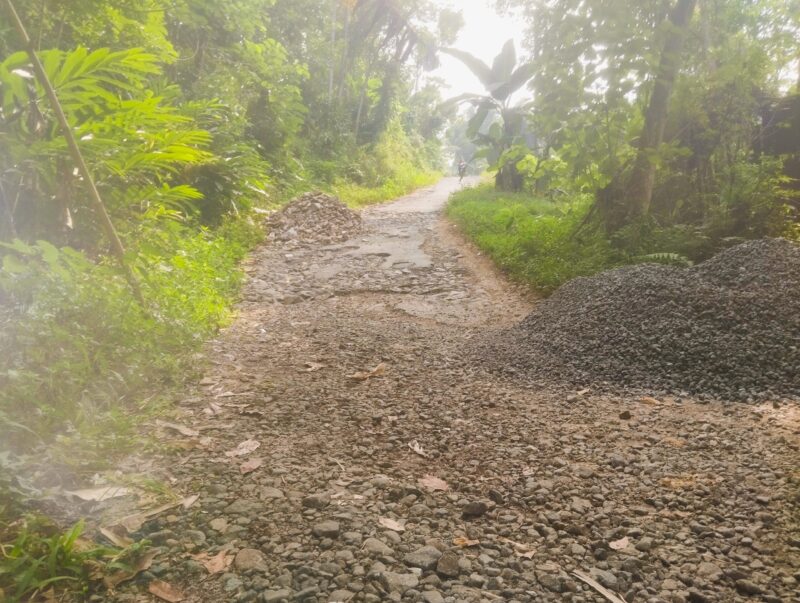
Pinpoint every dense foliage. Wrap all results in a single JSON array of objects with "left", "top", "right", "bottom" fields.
[{"left": 448, "top": 0, "right": 799, "bottom": 293}]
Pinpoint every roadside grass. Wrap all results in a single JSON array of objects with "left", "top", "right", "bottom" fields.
[
  {"left": 446, "top": 184, "right": 621, "bottom": 294},
  {"left": 333, "top": 169, "right": 441, "bottom": 208}
]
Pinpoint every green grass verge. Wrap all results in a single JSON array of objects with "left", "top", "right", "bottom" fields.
[
  {"left": 332, "top": 169, "right": 441, "bottom": 208},
  {"left": 446, "top": 184, "right": 620, "bottom": 294}
]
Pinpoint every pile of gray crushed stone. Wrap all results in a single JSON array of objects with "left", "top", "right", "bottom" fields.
[
  {"left": 478, "top": 238, "right": 800, "bottom": 401},
  {"left": 267, "top": 192, "right": 362, "bottom": 246}
]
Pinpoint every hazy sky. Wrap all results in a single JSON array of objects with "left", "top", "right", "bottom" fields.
[{"left": 431, "top": 0, "right": 526, "bottom": 98}]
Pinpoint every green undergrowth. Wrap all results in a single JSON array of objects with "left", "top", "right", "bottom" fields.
[
  {"left": 308, "top": 118, "right": 443, "bottom": 208},
  {"left": 332, "top": 168, "right": 441, "bottom": 208},
  {"left": 447, "top": 184, "right": 620, "bottom": 294},
  {"left": 0, "top": 216, "right": 262, "bottom": 461}
]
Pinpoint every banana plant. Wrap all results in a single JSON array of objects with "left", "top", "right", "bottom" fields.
[{"left": 441, "top": 39, "right": 535, "bottom": 191}]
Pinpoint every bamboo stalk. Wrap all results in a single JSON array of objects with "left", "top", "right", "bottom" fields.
[{"left": 2, "top": 0, "right": 146, "bottom": 307}]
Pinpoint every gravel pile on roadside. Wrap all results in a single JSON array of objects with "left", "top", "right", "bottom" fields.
[
  {"left": 267, "top": 191, "right": 361, "bottom": 246},
  {"left": 480, "top": 238, "right": 800, "bottom": 401}
]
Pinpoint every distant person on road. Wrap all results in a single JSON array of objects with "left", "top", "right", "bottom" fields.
[{"left": 458, "top": 160, "right": 467, "bottom": 182}]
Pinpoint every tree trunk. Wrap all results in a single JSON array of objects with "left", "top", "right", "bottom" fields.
[
  {"left": 495, "top": 161, "right": 523, "bottom": 192},
  {"left": 604, "top": 0, "right": 697, "bottom": 230},
  {"left": 327, "top": 0, "right": 337, "bottom": 103},
  {"left": 0, "top": 181, "right": 17, "bottom": 240}
]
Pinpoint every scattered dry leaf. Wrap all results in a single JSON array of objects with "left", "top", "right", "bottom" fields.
[
  {"left": 349, "top": 362, "right": 387, "bottom": 381},
  {"left": 639, "top": 396, "right": 661, "bottom": 405},
  {"left": 378, "top": 517, "right": 405, "bottom": 532},
  {"left": 148, "top": 579, "right": 184, "bottom": 602},
  {"left": 104, "top": 550, "right": 158, "bottom": 588},
  {"left": 99, "top": 526, "right": 134, "bottom": 548},
  {"left": 453, "top": 536, "right": 480, "bottom": 547},
  {"left": 225, "top": 439, "right": 260, "bottom": 457},
  {"left": 661, "top": 436, "right": 686, "bottom": 448},
  {"left": 417, "top": 474, "right": 448, "bottom": 492},
  {"left": 192, "top": 550, "right": 234, "bottom": 574},
  {"left": 65, "top": 486, "right": 131, "bottom": 502},
  {"left": 301, "top": 362, "right": 325, "bottom": 372},
  {"left": 181, "top": 494, "right": 200, "bottom": 509},
  {"left": 115, "top": 500, "right": 184, "bottom": 533},
  {"left": 240, "top": 457, "right": 263, "bottom": 474},
  {"left": 572, "top": 569, "right": 627, "bottom": 603},
  {"left": 609, "top": 537, "right": 629, "bottom": 551},
  {"left": 155, "top": 420, "right": 200, "bottom": 438},
  {"left": 407, "top": 440, "right": 429, "bottom": 458},
  {"left": 499, "top": 537, "right": 536, "bottom": 558}
]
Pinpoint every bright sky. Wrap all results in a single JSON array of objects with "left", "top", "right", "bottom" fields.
[{"left": 430, "top": 0, "right": 526, "bottom": 98}]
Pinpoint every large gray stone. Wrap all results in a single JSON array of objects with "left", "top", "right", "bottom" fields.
[
  {"left": 312, "top": 520, "right": 340, "bottom": 538},
  {"left": 234, "top": 548, "right": 267, "bottom": 572},
  {"left": 381, "top": 572, "right": 419, "bottom": 594},
  {"left": 403, "top": 545, "right": 442, "bottom": 570},
  {"left": 363, "top": 537, "right": 394, "bottom": 556}
]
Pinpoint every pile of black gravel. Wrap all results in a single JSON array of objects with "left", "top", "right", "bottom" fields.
[
  {"left": 267, "top": 191, "right": 361, "bottom": 246},
  {"left": 479, "top": 238, "right": 800, "bottom": 401}
]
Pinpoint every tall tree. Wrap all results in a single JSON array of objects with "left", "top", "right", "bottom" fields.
[
  {"left": 442, "top": 40, "right": 535, "bottom": 191},
  {"left": 604, "top": 0, "right": 697, "bottom": 228}
]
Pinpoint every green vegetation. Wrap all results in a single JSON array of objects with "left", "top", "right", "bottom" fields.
[
  {"left": 1, "top": 518, "right": 102, "bottom": 601},
  {"left": 447, "top": 185, "right": 618, "bottom": 293},
  {"left": 442, "top": 39, "right": 535, "bottom": 191},
  {"left": 449, "top": 0, "right": 798, "bottom": 292}
]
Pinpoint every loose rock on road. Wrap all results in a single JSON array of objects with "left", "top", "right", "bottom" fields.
[{"left": 118, "top": 178, "right": 799, "bottom": 603}]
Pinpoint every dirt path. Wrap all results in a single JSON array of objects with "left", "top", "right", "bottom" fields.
[{"left": 121, "top": 179, "right": 799, "bottom": 603}]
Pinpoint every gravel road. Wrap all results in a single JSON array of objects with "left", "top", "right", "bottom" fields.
[{"left": 108, "top": 178, "right": 800, "bottom": 603}]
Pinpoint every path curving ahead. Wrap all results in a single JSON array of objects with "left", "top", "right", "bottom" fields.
[{"left": 129, "top": 179, "right": 799, "bottom": 603}]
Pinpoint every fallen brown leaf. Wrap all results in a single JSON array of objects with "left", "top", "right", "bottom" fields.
[
  {"left": 453, "top": 536, "right": 480, "bottom": 547},
  {"left": 192, "top": 549, "right": 233, "bottom": 574},
  {"left": 417, "top": 474, "right": 448, "bottom": 492},
  {"left": 572, "top": 569, "right": 627, "bottom": 603},
  {"left": 499, "top": 537, "right": 536, "bottom": 558},
  {"left": 155, "top": 420, "right": 200, "bottom": 438},
  {"left": 224, "top": 439, "right": 260, "bottom": 457},
  {"left": 301, "top": 361, "right": 325, "bottom": 372},
  {"left": 378, "top": 517, "right": 405, "bottom": 532},
  {"left": 181, "top": 494, "right": 200, "bottom": 509},
  {"left": 65, "top": 485, "right": 131, "bottom": 502},
  {"left": 104, "top": 550, "right": 158, "bottom": 588},
  {"left": 639, "top": 396, "right": 661, "bottom": 405},
  {"left": 609, "top": 536, "right": 629, "bottom": 551},
  {"left": 99, "top": 526, "right": 134, "bottom": 548},
  {"left": 240, "top": 457, "right": 263, "bottom": 474},
  {"left": 148, "top": 579, "right": 184, "bottom": 602},
  {"left": 407, "top": 440, "right": 429, "bottom": 458},
  {"left": 349, "top": 362, "right": 387, "bottom": 381},
  {"left": 115, "top": 500, "right": 185, "bottom": 533}
]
